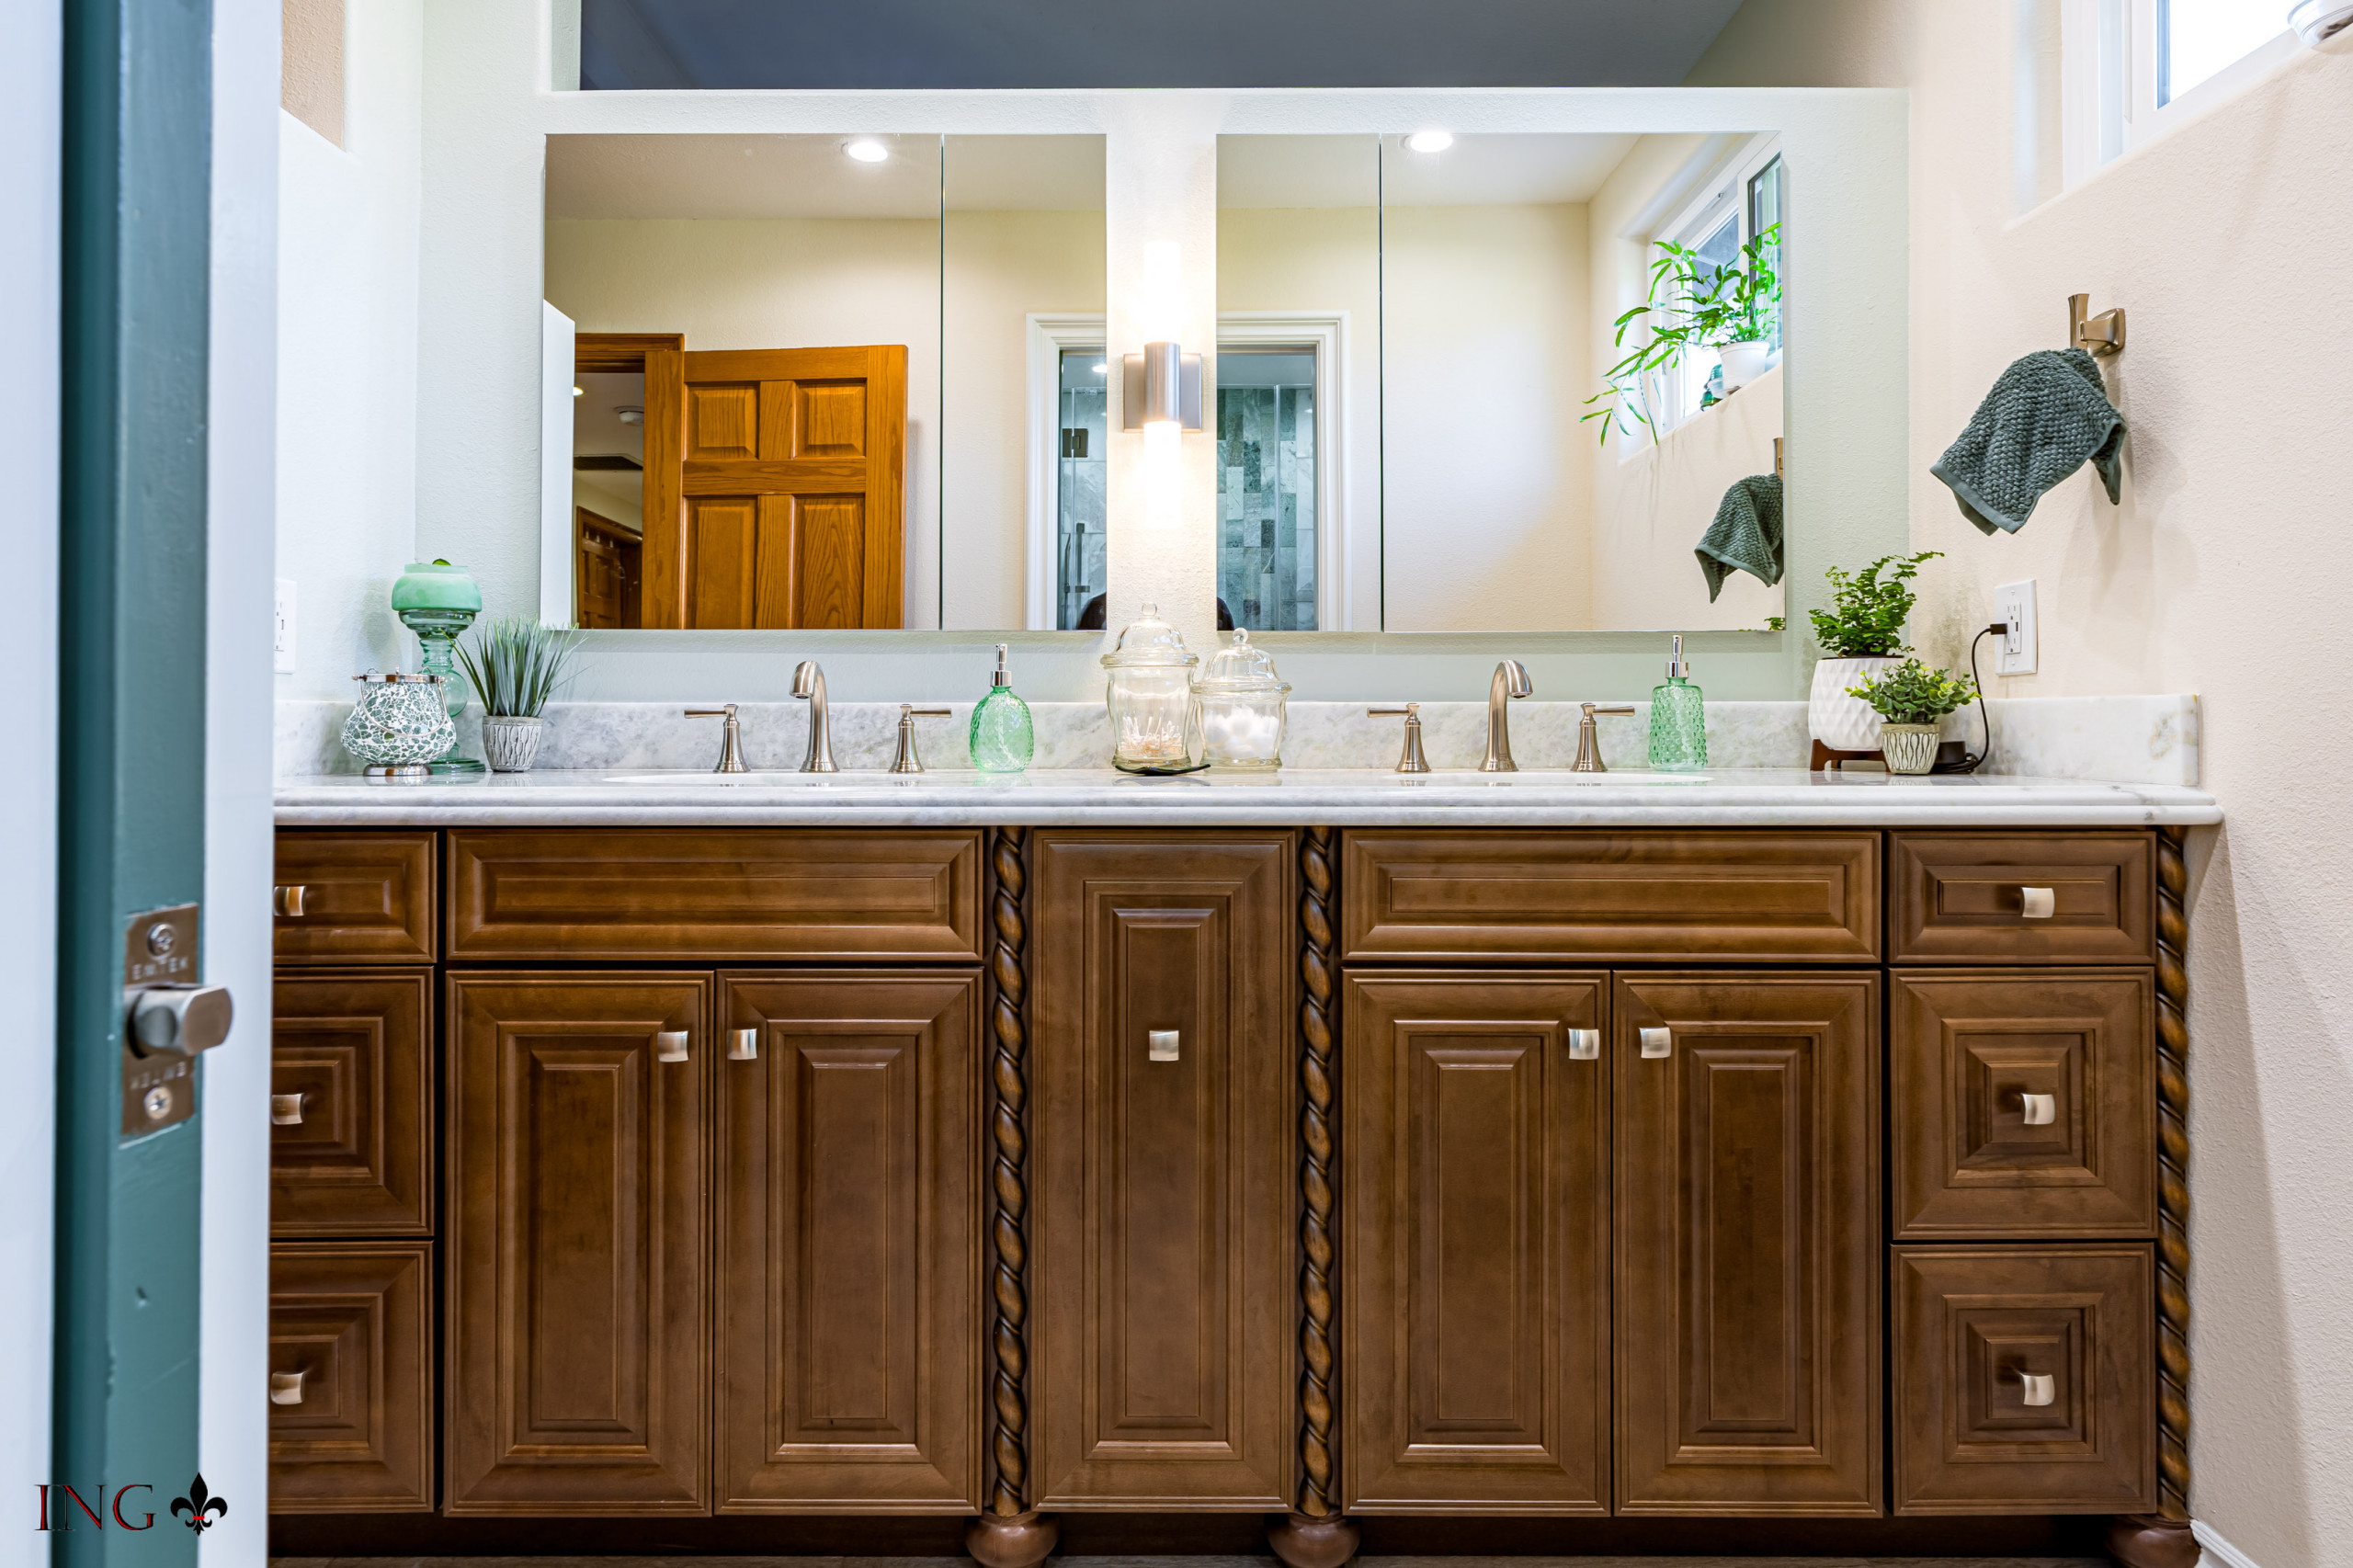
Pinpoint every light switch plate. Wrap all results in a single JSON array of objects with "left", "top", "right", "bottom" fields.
[
  {"left": 1994, "top": 579, "right": 2038, "bottom": 675},
  {"left": 273, "top": 578, "right": 297, "bottom": 674}
]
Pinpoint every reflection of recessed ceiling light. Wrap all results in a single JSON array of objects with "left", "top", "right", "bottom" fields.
[
  {"left": 1404, "top": 130, "right": 1454, "bottom": 153},
  {"left": 572, "top": 385, "right": 584, "bottom": 396},
  {"left": 616, "top": 405, "right": 643, "bottom": 425},
  {"left": 844, "top": 138, "right": 890, "bottom": 164},
  {"left": 1092, "top": 362, "right": 1107, "bottom": 373}
]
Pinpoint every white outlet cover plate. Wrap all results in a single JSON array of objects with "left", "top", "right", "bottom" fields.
[
  {"left": 274, "top": 578, "right": 296, "bottom": 674},
  {"left": 1995, "top": 579, "right": 2037, "bottom": 675}
]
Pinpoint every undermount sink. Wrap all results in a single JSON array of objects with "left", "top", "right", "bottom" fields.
[
  {"left": 591, "top": 768, "right": 1713, "bottom": 786},
  {"left": 1398, "top": 770, "right": 1711, "bottom": 784}
]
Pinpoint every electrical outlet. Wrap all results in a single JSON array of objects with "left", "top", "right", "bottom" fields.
[
  {"left": 273, "top": 579, "right": 296, "bottom": 674},
  {"left": 1994, "top": 579, "right": 2038, "bottom": 676}
]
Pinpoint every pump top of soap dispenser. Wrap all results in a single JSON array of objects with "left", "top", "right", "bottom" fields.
[
  {"left": 992, "top": 642, "right": 1012, "bottom": 687},
  {"left": 1665, "top": 632, "right": 1690, "bottom": 680}
]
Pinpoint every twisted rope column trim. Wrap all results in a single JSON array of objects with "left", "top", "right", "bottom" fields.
[
  {"left": 987, "top": 826, "right": 1031, "bottom": 1517},
  {"left": 2155, "top": 825, "right": 2192, "bottom": 1522},
  {"left": 1298, "top": 826, "right": 1339, "bottom": 1518}
]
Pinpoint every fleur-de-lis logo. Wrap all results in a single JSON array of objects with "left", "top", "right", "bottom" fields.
[{"left": 169, "top": 1473, "right": 227, "bottom": 1534}]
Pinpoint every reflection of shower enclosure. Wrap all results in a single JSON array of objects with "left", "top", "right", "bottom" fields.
[
  {"left": 1216, "top": 347, "right": 1316, "bottom": 631},
  {"left": 1054, "top": 348, "right": 1108, "bottom": 629}
]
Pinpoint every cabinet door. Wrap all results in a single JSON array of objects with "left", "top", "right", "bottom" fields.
[
  {"left": 270, "top": 971, "right": 432, "bottom": 1236},
  {"left": 1342, "top": 972, "right": 1609, "bottom": 1514},
  {"left": 446, "top": 972, "right": 710, "bottom": 1514},
  {"left": 1614, "top": 972, "right": 1881, "bottom": 1515},
  {"left": 1031, "top": 831, "right": 1295, "bottom": 1508},
  {"left": 268, "top": 1241, "right": 434, "bottom": 1512},
  {"left": 714, "top": 971, "right": 982, "bottom": 1512}
]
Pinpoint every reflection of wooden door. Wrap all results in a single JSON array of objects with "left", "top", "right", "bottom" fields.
[
  {"left": 576, "top": 507, "right": 642, "bottom": 629},
  {"left": 1342, "top": 972, "right": 1609, "bottom": 1514},
  {"left": 667, "top": 346, "right": 906, "bottom": 630},
  {"left": 1614, "top": 972, "right": 1881, "bottom": 1516}
]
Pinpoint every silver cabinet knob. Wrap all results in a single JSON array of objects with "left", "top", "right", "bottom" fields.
[
  {"left": 273, "top": 884, "right": 307, "bottom": 917},
  {"left": 654, "top": 1030, "right": 690, "bottom": 1062},
  {"left": 271, "top": 1093, "right": 305, "bottom": 1126},
  {"left": 2019, "top": 885, "right": 2056, "bottom": 919},
  {"left": 1147, "top": 1029, "right": 1180, "bottom": 1062},
  {"left": 728, "top": 1028, "right": 759, "bottom": 1061},
  {"left": 1566, "top": 1028, "right": 1599, "bottom": 1061},
  {"left": 1639, "top": 1026, "right": 1672, "bottom": 1059},
  {"left": 130, "top": 985, "right": 234, "bottom": 1057},
  {"left": 2003, "top": 1366, "right": 2056, "bottom": 1406},
  {"left": 269, "top": 1369, "right": 306, "bottom": 1405},
  {"left": 2018, "top": 1091, "right": 2057, "bottom": 1126}
]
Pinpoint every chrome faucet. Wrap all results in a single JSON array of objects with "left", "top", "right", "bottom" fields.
[
  {"left": 1481, "top": 660, "right": 1533, "bottom": 772},
  {"left": 791, "top": 661, "right": 837, "bottom": 773}
]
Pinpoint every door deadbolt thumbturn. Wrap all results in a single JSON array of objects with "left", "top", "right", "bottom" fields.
[
  {"left": 121, "top": 903, "right": 230, "bottom": 1139},
  {"left": 131, "top": 985, "right": 235, "bottom": 1057}
]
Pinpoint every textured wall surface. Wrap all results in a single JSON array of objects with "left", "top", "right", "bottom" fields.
[{"left": 1687, "top": 8, "right": 2353, "bottom": 1563}]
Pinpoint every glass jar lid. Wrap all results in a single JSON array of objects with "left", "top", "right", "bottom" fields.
[
  {"left": 1194, "top": 629, "right": 1290, "bottom": 694},
  {"left": 1101, "top": 602, "right": 1199, "bottom": 669},
  {"left": 353, "top": 671, "right": 444, "bottom": 684}
]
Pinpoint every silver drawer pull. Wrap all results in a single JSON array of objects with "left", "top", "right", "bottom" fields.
[
  {"left": 654, "top": 1030, "right": 690, "bottom": 1062},
  {"left": 728, "top": 1028, "right": 759, "bottom": 1062},
  {"left": 2018, "top": 885, "right": 2056, "bottom": 919},
  {"left": 2003, "top": 1366, "right": 2056, "bottom": 1406},
  {"left": 270, "top": 1093, "right": 305, "bottom": 1126},
  {"left": 2018, "top": 1091, "right": 2057, "bottom": 1126},
  {"left": 269, "top": 1369, "right": 306, "bottom": 1405},
  {"left": 1147, "top": 1029, "right": 1180, "bottom": 1062},
  {"left": 1640, "top": 1027, "right": 1672, "bottom": 1059},
  {"left": 273, "top": 884, "right": 308, "bottom": 917},
  {"left": 1566, "top": 1028, "right": 1599, "bottom": 1061}
]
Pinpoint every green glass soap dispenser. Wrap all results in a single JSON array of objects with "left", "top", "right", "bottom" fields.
[
  {"left": 971, "top": 642, "right": 1035, "bottom": 773},
  {"left": 1647, "top": 633, "right": 1709, "bottom": 771}
]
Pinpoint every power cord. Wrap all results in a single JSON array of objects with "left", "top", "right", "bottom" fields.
[{"left": 1932, "top": 621, "right": 2007, "bottom": 775}]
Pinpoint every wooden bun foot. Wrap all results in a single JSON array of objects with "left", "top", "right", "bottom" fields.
[
  {"left": 967, "top": 1509, "right": 1059, "bottom": 1568},
  {"left": 1267, "top": 1509, "right": 1360, "bottom": 1568},
  {"left": 2108, "top": 1514, "right": 2201, "bottom": 1568}
]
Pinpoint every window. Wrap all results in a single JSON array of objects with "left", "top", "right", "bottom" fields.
[
  {"left": 2065, "top": 0, "right": 2296, "bottom": 183},
  {"left": 1650, "top": 136, "right": 1783, "bottom": 438}
]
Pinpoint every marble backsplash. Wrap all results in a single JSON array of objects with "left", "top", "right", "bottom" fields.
[{"left": 280, "top": 692, "right": 2200, "bottom": 787}]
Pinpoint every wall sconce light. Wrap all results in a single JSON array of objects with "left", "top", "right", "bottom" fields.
[{"left": 1121, "top": 239, "right": 1202, "bottom": 435}]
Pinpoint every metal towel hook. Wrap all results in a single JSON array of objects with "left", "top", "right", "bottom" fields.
[{"left": 2068, "top": 292, "right": 2126, "bottom": 358}]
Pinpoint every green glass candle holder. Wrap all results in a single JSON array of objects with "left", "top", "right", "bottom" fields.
[{"left": 391, "top": 561, "right": 485, "bottom": 775}]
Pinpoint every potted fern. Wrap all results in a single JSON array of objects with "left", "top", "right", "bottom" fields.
[
  {"left": 1583, "top": 223, "right": 1779, "bottom": 445},
  {"left": 1847, "top": 659, "right": 1979, "bottom": 774},
  {"left": 455, "top": 617, "right": 582, "bottom": 773},
  {"left": 1807, "top": 551, "right": 1939, "bottom": 751}
]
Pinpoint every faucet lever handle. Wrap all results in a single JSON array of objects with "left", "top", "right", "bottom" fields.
[
  {"left": 685, "top": 704, "right": 747, "bottom": 773},
  {"left": 1572, "top": 702, "right": 1637, "bottom": 774},
  {"left": 891, "top": 707, "right": 954, "bottom": 775},
  {"left": 1369, "top": 705, "right": 1429, "bottom": 774}
]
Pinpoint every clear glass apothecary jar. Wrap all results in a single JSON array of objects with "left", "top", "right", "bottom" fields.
[
  {"left": 1101, "top": 602, "right": 1200, "bottom": 767},
  {"left": 341, "top": 671, "right": 454, "bottom": 778},
  {"left": 1193, "top": 630, "right": 1290, "bottom": 770}
]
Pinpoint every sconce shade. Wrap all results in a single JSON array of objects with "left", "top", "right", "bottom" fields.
[{"left": 1121, "top": 347, "right": 1203, "bottom": 431}]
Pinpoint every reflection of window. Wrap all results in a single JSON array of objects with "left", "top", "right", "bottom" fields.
[
  {"left": 1654, "top": 136, "right": 1782, "bottom": 437},
  {"left": 1216, "top": 346, "right": 1317, "bottom": 632},
  {"left": 1054, "top": 348, "right": 1108, "bottom": 630}
]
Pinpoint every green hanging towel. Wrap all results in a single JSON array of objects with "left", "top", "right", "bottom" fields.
[
  {"left": 1695, "top": 472, "right": 1783, "bottom": 602},
  {"left": 1931, "top": 347, "right": 2125, "bottom": 534}
]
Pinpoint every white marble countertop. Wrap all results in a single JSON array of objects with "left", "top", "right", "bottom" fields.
[{"left": 274, "top": 767, "right": 2221, "bottom": 828}]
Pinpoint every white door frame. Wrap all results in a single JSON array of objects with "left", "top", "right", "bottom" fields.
[{"left": 1025, "top": 312, "right": 1108, "bottom": 631}]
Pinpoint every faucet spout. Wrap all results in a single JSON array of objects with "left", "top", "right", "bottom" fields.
[
  {"left": 1482, "top": 659, "right": 1533, "bottom": 772},
  {"left": 791, "top": 661, "right": 837, "bottom": 773}
]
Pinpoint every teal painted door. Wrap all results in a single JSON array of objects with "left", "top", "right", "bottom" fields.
[{"left": 56, "top": 0, "right": 214, "bottom": 1561}]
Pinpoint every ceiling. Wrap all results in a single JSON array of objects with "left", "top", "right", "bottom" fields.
[
  {"left": 547, "top": 133, "right": 1108, "bottom": 219},
  {"left": 580, "top": 0, "right": 1746, "bottom": 91}
]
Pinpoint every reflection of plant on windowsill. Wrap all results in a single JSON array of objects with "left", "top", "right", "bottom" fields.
[{"left": 1584, "top": 222, "right": 1779, "bottom": 447}]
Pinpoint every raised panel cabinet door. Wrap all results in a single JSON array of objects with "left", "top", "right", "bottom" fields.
[
  {"left": 274, "top": 830, "right": 437, "bottom": 964},
  {"left": 1342, "top": 972, "right": 1609, "bottom": 1514},
  {"left": 714, "top": 971, "right": 983, "bottom": 1511},
  {"left": 1893, "top": 970, "right": 2158, "bottom": 1238},
  {"left": 1614, "top": 972, "right": 1881, "bottom": 1516},
  {"left": 270, "top": 970, "right": 433, "bottom": 1236},
  {"left": 1893, "top": 1245, "right": 2156, "bottom": 1513},
  {"left": 1032, "top": 831, "right": 1296, "bottom": 1508},
  {"left": 268, "top": 1241, "right": 434, "bottom": 1512},
  {"left": 446, "top": 972, "right": 711, "bottom": 1514}
]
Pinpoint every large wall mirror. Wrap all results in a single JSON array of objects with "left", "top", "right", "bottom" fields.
[
  {"left": 1214, "top": 128, "right": 1788, "bottom": 634},
  {"left": 542, "top": 131, "right": 1105, "bottom": 631}
]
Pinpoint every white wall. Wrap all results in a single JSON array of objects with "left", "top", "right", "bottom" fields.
[
  {"left": 1687, "top": 8, "right": 2353, "bottom": 1563},
  {"left": 275, "top": 0, "right": 425, "bottom": 698}
]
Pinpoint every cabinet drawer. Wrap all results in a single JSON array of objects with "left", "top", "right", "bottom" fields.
[
  {"left": 1890, "top": 832, "right": 2153, "bottom": 963},
  {"left": 271, "top": 971, "right": 433, "bottom": 1236},
  {"left": 268, "top": 1241, "right": 435, "bottom": 1513},
  {"left": 1342, "top": 830, "right": 1880, "bottom": 963},
  {"left": 1893, "top": 1245, "right": 2155, "bottom": 1514},
  {"left": 1893, "top": 971, "right": 2156, "bottom": 1239},
  {"left": 447, "top": 828, "right": 983, "bottom": 961},
  {"left": 274, "top": 831, "right": 437, "bottom": 964}
]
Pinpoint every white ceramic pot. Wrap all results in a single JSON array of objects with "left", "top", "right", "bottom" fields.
[
  {"left": 481, "top": 714, "right": 545, "bottom": 773},
  {"left": 1809, "top": 655, "right": 1904, "bottom": 752},
  {"left": 1880, "top": 722, "right": 1941, "bottom": 775},
  {"left": 1719, "top": 338, "right": 1770, "bottom": 392}
]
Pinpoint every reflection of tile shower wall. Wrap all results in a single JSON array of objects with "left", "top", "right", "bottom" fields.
[
  {"left": 1217, "top": 381, "right": 1315, "bottom": 631},
  {"left": 1056, "top": 350, "right": 1108, "bottom": 629}
]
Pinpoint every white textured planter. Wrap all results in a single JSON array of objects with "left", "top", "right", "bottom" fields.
[
  {"left": 1880, "top": 722, "right": 1940, "bottom": 775},
  {"left": 1810, "top": 656, "right": 1904, "bottom": 751},
  {"left": 481, "top": 715, "right": 545, "bottom": 773},
  {"left": 1719, "top": 339, "right": 1770, "bottom": 392}
]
